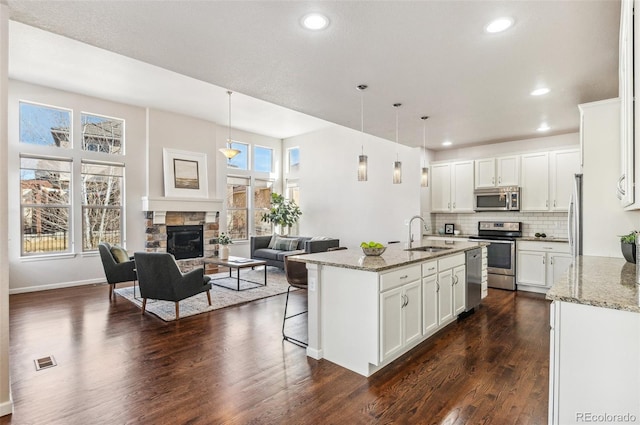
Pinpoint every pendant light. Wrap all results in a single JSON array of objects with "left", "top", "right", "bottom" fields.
[
  {"left": 357, "top": 84, "right": 368, "bottom": 181},
  {"left": 421, "top": 116, "right": 429, "bottom": 187},
  {"left": 219, "top": 91, "right": 241, "bottom": 159},
  {"left": 393, "top": 103, "right": 402, "bottom": 184}
]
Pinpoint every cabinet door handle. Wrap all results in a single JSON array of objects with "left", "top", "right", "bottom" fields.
[
  {"left": 492, "top": 177, "right": 495, "bottom": 184},
  {"left": 546, "top": 200, "right": 549, "bottom": 208},
  {"left": 498, "top": 176, "right": 501, "bottom": 184},
  {"left": 428, "top": 266, "right": 435, "bottom": 271},
  {"left": 553, "top": 200, "right": 556, "bottom": 207},
  {"left": 453, "top": 276, "right": 459, "bottom": 285},
  {"left": 436, "top": 281, "right": 440, "bottom": 292},
  {"left": 617, "top": 174, "right": 626, "bottom": 198},
  {"left": 405, "top": 295, "right": 409, "bottom": 307},
  {"left": 542, "top": 257, "right": 545, "bottom": 265},
  {"left": 550, "top": 257, "right": 554, "bottom": 265},
  {"left": 448, "top": 202, "right": 451, "bottom": 209},
  {"left": 453, "top": 202, "right": 456, "bottom": 209},
  {"left": 400, "top": 275, "right": 408, "bottom": 280}
]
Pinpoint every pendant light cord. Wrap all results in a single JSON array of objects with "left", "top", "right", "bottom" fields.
[
  {"left": 394, "top": 103, "right": 401, "bottom": 160},
  {"left": 421, "top": 116, "right": 429, "bottom": 167},
  {"left": 227, "top": 91, "right": 232, "bottom": 146}
]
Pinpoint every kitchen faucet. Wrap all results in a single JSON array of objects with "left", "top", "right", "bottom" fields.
[{"left": 408, "top": 215, "right": 427, "bottom": 248}]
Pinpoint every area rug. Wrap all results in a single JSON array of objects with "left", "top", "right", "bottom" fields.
[{"left": 114, "top": 267, "right": 292, "bottom": 322}]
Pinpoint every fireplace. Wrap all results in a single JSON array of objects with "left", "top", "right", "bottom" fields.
[{"left": 167, "top": 225, "right": 204, "bottom": 260}]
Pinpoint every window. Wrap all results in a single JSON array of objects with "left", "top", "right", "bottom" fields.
[
  {"left": 226, "top": 176, "right": 250, "bottom": 240},
  {"left": 20, "top": 156, "right": 72, "bottom": 255},
  {"left": 19, "top": 102, "right": 72, "bottom": 148},
  {"left": 81, "top": 161, "right": 124, "bottom": 250},
  {"left": 227, "top": 141, "right": 249, "bottom": 170},
  {"left": 288, "top": 147, "right": 300, "bottom": 173},
  {"left": 81, "top": 113, "right": 124, "bottom": 154},
  {"left": 254, "top": 180, "right": 273, "bottom": 236},
  {"left": 254, "top": 146, "right": 273, "bottom": 173}
]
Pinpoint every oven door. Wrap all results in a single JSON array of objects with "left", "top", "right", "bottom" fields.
[
  {"left": 474, "top": 192, "right": 509, "bottom": 211},
  {"left": 475, "top": 239, "right": 515, "bottom": 275}
]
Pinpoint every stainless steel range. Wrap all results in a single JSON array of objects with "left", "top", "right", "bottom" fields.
[{"left": 468, "top": 221, "right": 522, "bottom": 291}]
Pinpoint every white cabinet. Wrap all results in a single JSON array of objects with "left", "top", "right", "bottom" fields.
[
  {"left": 521, "top": 149, "right": 580, "bottom": 212},
  {"left": 521, "top": 152, "right": 550, "bottom": 211},
  {"left": 380, "top": 266, "right": 422, "bottom": 362},
  {"left": 550, "top": 150, "right": 581, "bottom": 211},
  {"left": 453, "top": 264, "right": 466, "bottom": 316},
  {"left": 437, "top": 269, "right": 454, "bottom": 324},
  {"left": 619, "top": 0, "right": 634, "bottom": 207},
  {"left": 421, "top": 274, "right": 439, "bottom": 337},
  {"left": 517, "top": 241, "right": 571, "bottom": 293},
  {"left": 431, "top": 161, "right": 474, "bottom": 213},
  {"left": 549, "top": 301, "right": 640, "bottom": 424},
  {"left": 474, "top": 155, "right": 520, "bottom": 189}
]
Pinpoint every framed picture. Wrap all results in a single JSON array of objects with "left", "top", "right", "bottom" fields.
[
  {"left": 163, "top": 148, "right": 208, "bottom": 198},
  {"left": 444, "top": 223, "right": 455, "bottom": 235}
]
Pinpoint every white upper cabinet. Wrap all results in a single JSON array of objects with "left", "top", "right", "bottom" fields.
[
  {"left": 474, "top": 156, "right": 520, "bottom": 189},
  {"left": 619, "top": 0, "right": 634, "bottom": 207},
  {"left": 550, "top": 150, "right": 581, "bottom": 211},
  {"left": 475, "top": 158, "right": 496, "bottom": 188},
  {"left": 521, "top": 152, "right": 550, "bottom": 211},
  {"left": 431, "top": 161, "right": 474, "bottom": 213},
  {"left": 497, "top": 156, "right": 520, "bottom": 187}
]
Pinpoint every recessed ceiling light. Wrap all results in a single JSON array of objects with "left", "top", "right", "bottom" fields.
[
  {"left": 537, "top": 123, "right": 551, "bottom": 132},
  {"left": 485, "top": 17, "right": 514, "bottom": 33},
  {"left": 442, "top": 141, "right": 452, "bottom": 147},
  {"left": 531, "top": 87, "right": 550, "bottom": 96},
  {"left": 301, "top": 13, "right": 329, "bottom": 30}
]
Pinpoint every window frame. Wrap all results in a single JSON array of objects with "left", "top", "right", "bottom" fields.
[
  {"left": 19, "top": 101, "right": 73, "bottom": 149},
  {"left": 287, "top": 146, "right": 300, "bottom": 173},
  {"left": 254, "top": 145, "right": 274, "bottom": 174}
]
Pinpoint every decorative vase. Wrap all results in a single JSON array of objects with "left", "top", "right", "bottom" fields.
[
  {"left": 621, "top": 242, "right": 636, "bottom": 263},
  {"left": 220, "top": 245, "right": 229, "bottom": 260}
]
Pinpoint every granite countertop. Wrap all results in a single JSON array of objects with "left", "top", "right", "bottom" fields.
[
  {"left": 290, "top": 239, "right": 487, "bottom": 272},
  {"left": 519, "top": 236, "right": 568, "bottom": 243},
  {"left": 546, "top": 256, "right": 640, "bottom": 313}
]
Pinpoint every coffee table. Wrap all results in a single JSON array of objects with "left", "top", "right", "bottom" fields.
[{"left": 205, "top": 256, "right": 267, "bottom": 291}]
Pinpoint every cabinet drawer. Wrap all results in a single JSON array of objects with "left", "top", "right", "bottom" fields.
[
  {"left": 380, "top": 265, "right": 421, "bottom": 292},
  {"left": 517, "top": 241, "right": 570, "bottom": 253},
  {"left": 422, "top": 260, "right": 438, "bottom": 276},
  {"left": 438, "top": 253, "right": 465, "bottom": 270}
]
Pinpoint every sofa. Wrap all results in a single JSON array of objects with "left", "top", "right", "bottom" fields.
[{"left": 250, "top": 235, "right": 340, "bottom": 269}]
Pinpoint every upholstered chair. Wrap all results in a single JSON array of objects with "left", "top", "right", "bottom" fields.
[
  {"left": 133, "top": 252, "right": 212, "bottom": 320},
  {"left": 98, "top": 242, "right": 137, "bottom": 299}
]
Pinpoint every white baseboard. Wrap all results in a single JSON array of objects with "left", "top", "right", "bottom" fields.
[
  {"left": 0, "top": 398, "right": 14, "bottom": 417},
  {"left": 9, "top": 278, "right": 106, "bottom": 294},
  {"left": 306, "top": 347, "right": 323, "bottom": 360}
]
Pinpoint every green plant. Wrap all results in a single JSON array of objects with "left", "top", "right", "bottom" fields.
[
  {"left": 620, "top": 231, "right": 637, "bottom": 244},
  {"left": 261, "top": 193, "right": 302, "bottom": 228},
  {"left": 216, "top": 232, "right": 233, "bottom": 245}
]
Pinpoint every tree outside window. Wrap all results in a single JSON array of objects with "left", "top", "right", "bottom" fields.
[
  {"left": 226, "top": 176, "right": 249, "bottom": 240},
  {"left": 254, "top": 179, "right": 273, "bottom": 236},
  {"left": 81, "top": 161, "right": 124, "bottom": 250}
]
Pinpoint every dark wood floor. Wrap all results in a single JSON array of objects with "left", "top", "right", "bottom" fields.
[{"left": 1, "top": 282, "right": 550, "bottom": 425}]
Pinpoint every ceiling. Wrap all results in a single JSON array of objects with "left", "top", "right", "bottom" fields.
[{"left": 6, "top": 0, "right": 621, "bottom": 150}]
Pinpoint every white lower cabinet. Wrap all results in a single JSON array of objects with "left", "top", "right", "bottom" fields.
[
  {"left": 421, "top": 255, "right": 466, "bottom": 338},
  {"left": 549, "top": 301, "right": 640, "bottom": 424},
  {"left": 517, "top": 241, "right": 571, "bottom": 293},
  {"left": 422, "top": 274, "right": 439, "bottom": 337},
  {"left": 380, "top": 266, "right": 422, "bottom": 362}
]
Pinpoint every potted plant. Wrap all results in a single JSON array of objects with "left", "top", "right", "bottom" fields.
[
  {"left": 216, "top": 232, "right": 233, "bottom": 260},
  {"left": 620, "top": 231, "right": 637, "bottom": 263},
  {"left": 261, "top": 193, "right": 302, "bottom": 235}
]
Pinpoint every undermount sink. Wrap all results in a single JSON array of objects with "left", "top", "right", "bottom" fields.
[{"left": 405, "top": 246, "right": 453, "bottom": 253}]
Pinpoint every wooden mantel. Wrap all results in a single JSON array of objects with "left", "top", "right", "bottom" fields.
[{"left": 141, "top": 196, "right": 224, "bottom": 224}]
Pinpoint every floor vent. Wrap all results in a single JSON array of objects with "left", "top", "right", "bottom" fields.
[{"left": 34, "top": 355, "right": 57, "bottom": 371}]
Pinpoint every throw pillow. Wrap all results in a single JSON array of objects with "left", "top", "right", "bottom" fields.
[
  {"left": 268, "top": 234, "right": 282, "bottom": 249},
  {"left": 110, "top": 245, "right": 130, "bottom": 263},
  {"left": 274, "top": 237, "right": 300, "bottom": 251},
  {"left": 310, "top": 236, "right": 331, "bottom": 241}
]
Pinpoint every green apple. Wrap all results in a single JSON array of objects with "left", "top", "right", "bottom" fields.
[{"left": 360, "top": 242, "right": 368, "bottom": 248}]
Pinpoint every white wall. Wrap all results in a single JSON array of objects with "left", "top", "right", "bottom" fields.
[
  {"left": 283, "top": 125, "right": 421, "bottom": 247},
  {"left": 433, "top": 132, "right": 579, "bottom": 162},
  {"left": 0, "top": 2, "right": 13, "bottom": 417}
]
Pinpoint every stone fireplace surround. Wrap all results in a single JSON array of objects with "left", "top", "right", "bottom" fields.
[{"left": 142, "top": 197, "right": 223, "bottom": 274}]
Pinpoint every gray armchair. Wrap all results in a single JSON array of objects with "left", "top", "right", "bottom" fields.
[
  {"left": 133, "top": 252, "right": 212, "bottom": 320},
  {"left": 98, "top": 242, "right": 137, "bottom": 299}
]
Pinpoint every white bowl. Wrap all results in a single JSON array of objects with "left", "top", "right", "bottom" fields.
[
  {"left": 362, "top": 246, "right": 386, "bottom": 256},
  {"left": 454, "top": 230, "right": 461, "bottom": 235}
]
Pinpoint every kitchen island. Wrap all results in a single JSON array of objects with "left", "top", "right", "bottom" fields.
[
  {"left": 291, "top": 240, "right": 487, "bottom": 377},
  {"left": 546, "top": 256, "right": 640, "bottom": 425}
]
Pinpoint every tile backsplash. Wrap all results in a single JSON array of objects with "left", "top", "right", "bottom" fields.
[{"left": 432, "top": 212, "right": 568, "bottom": 238}]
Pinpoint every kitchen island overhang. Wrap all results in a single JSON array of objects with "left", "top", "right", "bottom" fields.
[{"left": 290, "top": 240, "right": 488, "bottom": 377}]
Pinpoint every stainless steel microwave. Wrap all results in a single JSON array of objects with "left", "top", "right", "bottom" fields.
[{"left": 474, "top": 188, "right": 520, "bottom": 211}]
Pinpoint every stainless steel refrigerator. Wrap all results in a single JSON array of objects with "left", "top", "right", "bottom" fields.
[{"left": 568, "top": 173, "right": 583, "bottom": 257}]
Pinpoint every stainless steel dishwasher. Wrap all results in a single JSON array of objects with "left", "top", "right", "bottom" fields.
[{"left": 465, "top": 248, "right": 482, "bottom": 312}]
